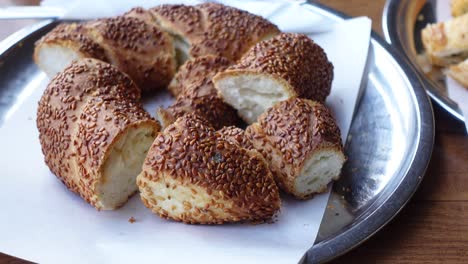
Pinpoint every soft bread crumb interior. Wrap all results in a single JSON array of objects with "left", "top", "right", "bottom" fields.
[
  {"left": 37, "top": 44, "right": 81, "bottom": 78},
  {"left": 215, "top": 73, "right": 290, "bottom": 123},
  {"left": 139, "top": 175, "right": 233, "bottom": 220},
  {"left": 98, "top": 125, "right": 156, "bottom": 210},
  {"left": 294, "top": 150, "right": 345, "bottom": 197},
  {"left": 173, "top": 35, "right": 191, "bottom": 66}
]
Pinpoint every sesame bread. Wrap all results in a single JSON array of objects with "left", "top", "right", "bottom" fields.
[
  {"left": 245, "top": 98, "right": 345, "bottom": 199},
  {"left": 216, "top": 126, "right": 255, "bottom": 151},
  {"left": 34, "top": 15, "right": 176, "bottom": 93},
  {"left": 213, "top": 33, "right": 333, "bottom": 124},
  {"left": 137, "top": 114, "right": 280, "bottom": 224},
  {"left": 83, "top": 16, "right": 176, "bottom": 92},
  {"left": 33, "top": 23, "right": 109, "bottom": 78},
  {"left": 158, "top": 56, "right": 241, "bottom": 129},
  {"left": 421, "top": 13, "right": 468, "bottom": 66},
  {"left": 168, "top": 55, "right": 232, "bottom": 97},
  {"left": 157, "top": 91, "right": 241, "bottom": 130},
  {"left": 37, "top": 59, "right": 160, "bottom": 210},
  {"left": 447, "top": 58, "right": 468, "bottom": 88},
  {"left": 150, "top": 3, "right": 280, "bottom": 64}
]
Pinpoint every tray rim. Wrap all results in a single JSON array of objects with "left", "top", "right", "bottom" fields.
[
  {"left": 0, "top": 2, "right": 434, "bottom": 263},
  {"left": 382, "top": 0, "right": 465, "bottom": 123},
  {"left": 301, "top": 2, "right": 433, "bottom": 263}
]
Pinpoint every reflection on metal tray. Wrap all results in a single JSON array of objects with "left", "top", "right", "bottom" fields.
[
  {"left": 0, "top": 2, "right": 434, "bottom": 263},
  {"left": 383, "top": 0, "right": 465, "bottom": 123}
]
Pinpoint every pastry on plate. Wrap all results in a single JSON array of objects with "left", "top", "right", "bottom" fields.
[
  {"left": 213, "top": 33, "right": 333, "bottom": 124},
  {"left": 421, "top": 13, "right": 468, "bottom": 66},
  {"left": 451, "top": 0, "right": 468, "bottom": 17},
  {"left": 137, "top": 114, "right": 280, "bottom": 224},
  {"left": 34, "top": 15, "right": 176, "bottom": 92},
  {"left": 167, "top": 55, "right": 231, "bottom": 97},
  {"left": 150, "top": 2, "right": 280, "bottom": 64},
  {"left": 33, "top": 23, "right": 108, "bottom": 78},
  {"left": 245, "top": 98, "right": 345, "bottom": 199},
  {"left": 158, "top": 56, "right": 241, "bottom": 129},
  {"left": 37, "top": 58, "right": 160, "bottom": 210},
  {"left": 447, "top": 58, "right": 468, "bottom": 88}
]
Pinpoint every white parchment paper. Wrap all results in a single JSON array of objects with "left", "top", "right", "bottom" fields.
[
  {"left": 0, "top": 1, "right": 371, "bottom": 263},
  {"left": 436, "top": 0, "right": 468, "bottom": 130}
]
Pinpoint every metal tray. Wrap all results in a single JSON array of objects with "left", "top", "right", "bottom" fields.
[
  {"left": 383, "top": 0, "right": 465, "bottom": 124},
  {"left": 0, "top": 2, "right": 434, "bottom": 263}
]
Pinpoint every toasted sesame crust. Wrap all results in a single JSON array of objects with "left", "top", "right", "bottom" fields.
[
  {"left": 216, "top": 33, "right": 333, "bottom": 103},
  {"left": 216, "top": 126, "right": 254, "bottom": 151},
  {"left": 245, "top": 98, "right": 344, "bottom": 199},
  {"left": 84, "top": 16, "right": 176, "bottom": 92},
  {"left": 34, "top": 23, "right": 109, "bottom": 67},
  {"left": 123, "top": 7, "right": 158, "bottom": 25},
  {"left": 159, "top": 55, "right": 241, "bottom": 129},
  {"left": 138, "top": 114, "right": 280, "bottom": 224},
  {"left": 37, "top": 58, "right": 160, "bottom": 209},
  {"left": 168, "top": 55, "right": 231, "bottom": 96},
  {"left": 158, "top": 92, "right": 241, "bottom": 130},
  {"left": 151, "top": 3, "right": 280, "bottom": 61}
]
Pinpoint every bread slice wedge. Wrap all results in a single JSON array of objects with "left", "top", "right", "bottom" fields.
[
  {"left": 150, "top": 2, "right": 279, "bottom": 64},
  {"left": 137, "top": 114, "right": 280, "bottom": 224},
  {"left": 245, "top": 98, "right": 345, "bottom": 199},
  {"left": 37, "top": 59, "right": 160, "bottom": 210},
  {"left": 34, "top": 15, "right": 176, "bottom": 92},
  {"left": 33, "top": 23, "right": 109, "bottom": 78},
  {"left": 158, "top": 56, "right": 241, "bottom": 129},
  {"left": 213, "top": 33, "right": 333, "bottom": 124}
]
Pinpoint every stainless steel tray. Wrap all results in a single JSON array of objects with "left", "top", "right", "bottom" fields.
[
  {"left": 0, "top": 2, "right": 434, "bottom": 263},
  {"left": 383, "top": 0, "right": 465, "bottom": 124}
]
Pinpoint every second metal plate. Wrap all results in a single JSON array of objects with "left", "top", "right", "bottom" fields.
[{"left": 383, "top": 0, "right": 465, "bottom": 124}]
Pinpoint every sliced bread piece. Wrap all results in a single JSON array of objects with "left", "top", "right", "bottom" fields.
[
  {"left": 245, "top": 98, "right": 345, "bottom": 199},
  {"left": 213, "top": 33, "right": 333, "bottom": 124}
]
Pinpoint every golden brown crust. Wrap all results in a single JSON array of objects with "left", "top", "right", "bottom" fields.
[
  {"left": 34, "top": 23, "right": 109, "bottom": 64},
  {"left": 245, "top": 98, "right": 343, "bottom": 198},
  {"left": 219, "top": 33, "right": 333, "bottom": 102},
  {"left": 421, "top": 13, "right": 468, "bottom": 66},
  {"left": 158, "top": 92, "right": 241, "bottom": 130},
  {"left": 139, "top": 114, "right": 280, "bottom": 224},
  {"left": 150, "top": 4, "right": 203, "bottom": 39},
  {"left": 37, "top": 58, "right": 160, "bottom": 209},
  {"left": 168, "top": 55, "right": 231, "bottom": 96},
  {"left": 451, "top": 0, "right": 468, "bottom": 17},
  {"left": 159, "top": 56, "right": 241, "bottom": 129},
  {"left": 123, "top": 7, "right": 158, "bottom": 25},
  {"left": 448, "top": 58, "right": 468, "bottom": 88},
  {"left": 151, "top": 3, "right": 280, "bottom": 61},
  {"left": 84, "top": 16, "right": 176, "bottom": 92}
]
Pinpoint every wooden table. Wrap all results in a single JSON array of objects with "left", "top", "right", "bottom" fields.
[{"left": 0, "top": 0, "right": 467, "bottom": 263}]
